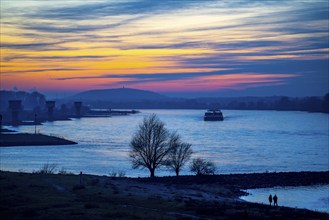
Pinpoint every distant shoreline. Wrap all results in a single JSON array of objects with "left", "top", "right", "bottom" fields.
[{"left": 0, "top": 133, "right": 77, "bottom": 147}]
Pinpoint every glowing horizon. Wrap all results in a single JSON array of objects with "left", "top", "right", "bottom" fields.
[{"left": 1, "top": 0, "right": 328, "bottom": 97}]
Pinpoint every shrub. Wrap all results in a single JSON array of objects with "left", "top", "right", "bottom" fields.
[
  {"left": 58, "top": 167, "right": 72, "bottom": 175},
  {"left": 34, "top": 163, "right": 57, "bottom": 174},
  {"left": 109, "top": 171, "right": 117, "bottom": 177},
  {"left": 118, "top": 171, "right": 126, "bottom": 177},
  {"left": 190, "top": 158, "right": 216, "bottom": 175}
]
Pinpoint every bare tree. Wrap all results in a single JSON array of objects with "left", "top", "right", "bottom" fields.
[
  {"left": 166, "top": 132, "right": 192, "bottom": 176},
  {"left": 190, "top": 157, "right": 216, "bottom": 176},
  {"left": 129, "top": 114, "right": 171, "bottom": 177}
]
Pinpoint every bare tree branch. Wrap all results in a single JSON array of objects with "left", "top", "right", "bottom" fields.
[
  {"left": 129, "top": 114, "right": 170, "bottom": 177},
  {"left": 166, "top": 132, "right": 193, "bottom": 176}
]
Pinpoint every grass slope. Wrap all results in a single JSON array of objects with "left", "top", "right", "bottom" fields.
[{"left": 0, "top": 171, "right": 328, "bottom": 220}]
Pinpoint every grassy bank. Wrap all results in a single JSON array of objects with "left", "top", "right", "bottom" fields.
[
  {"left": 138, "top": 171, "right": 329, "bottom": 190},
  {"left": 0, "top": 171, "right": 328, "bottom": 219},
  {"left": 0, "top": 133, "right": 77, "bottom": 147}
]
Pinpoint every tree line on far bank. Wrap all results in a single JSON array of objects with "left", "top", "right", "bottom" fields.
[
  {"left": 179, "top": 93, "right": 329, "bottom": 113},
  {"left": 70, "top": 93, "right": 329, "bottom": 113},
  {"left": 129, "top": 114, "right": 215, "bottom": 177},
  {"left": 2, "top": 90, "right": 328, "bottom": 114}
]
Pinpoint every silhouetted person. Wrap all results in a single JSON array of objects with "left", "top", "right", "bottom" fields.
[
  {"left": 268, "top": 194, "right": 273, "bottom": 206},
  {"left": 273, "top": 194, "right": 278, "bottom": 206}
]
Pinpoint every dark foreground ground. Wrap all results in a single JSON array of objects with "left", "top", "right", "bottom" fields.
[
  {"left": 0, "top": 171, "right": 328, "bottom": 220},
  {"left": 0, "top": 133, "right": 77, "bottom": 146}
]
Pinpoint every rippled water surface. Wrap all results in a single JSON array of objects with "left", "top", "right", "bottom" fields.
[
  {"left": 1, "top": 110, "right": 328, "bottom": 177},
  {"left": 240, "top": 185, "right": 329, "bottom": 213}
]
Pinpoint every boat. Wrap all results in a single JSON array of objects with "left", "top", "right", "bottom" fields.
[{"left": 204, "top": 109, "right": 224, "bottom": 121}]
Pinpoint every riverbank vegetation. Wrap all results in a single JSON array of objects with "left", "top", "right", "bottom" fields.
[{"left": 0, "top": 171, "right": 328, "bottom": 219}]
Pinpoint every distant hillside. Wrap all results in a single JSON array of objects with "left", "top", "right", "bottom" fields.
[
  {"left": 69, "top": 88, "right": 169, "bottom": 102},
  {"left": 67, "top": 89, "right": 328, "bottom": 113}
]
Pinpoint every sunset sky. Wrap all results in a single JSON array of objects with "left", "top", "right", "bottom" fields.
[{"left": 1, "top": 0, "right": 328, "bottom": 97}]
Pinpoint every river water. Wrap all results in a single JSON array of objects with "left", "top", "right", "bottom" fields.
[
  {"left": 240, "top": 185, "right": 329, "bottom": 213},
  {"left": 1, "top": 110, "right": 328, "bottom": 176},
  {"left": 1, "top": 109, "right": 328, "bottom": 212}
]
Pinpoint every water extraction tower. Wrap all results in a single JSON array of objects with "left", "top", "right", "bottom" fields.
[
  {"left": 74, "top": 101, "right": 82, "bottom": 118},
  {"left": 46, "top": 101, "right": 56, "bottom": 120},
  {"left": 9, "top": 100, "right": 22, "bottom": 125}
]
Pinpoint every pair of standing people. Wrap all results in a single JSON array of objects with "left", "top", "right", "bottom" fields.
[{"left": 268, "top": 194, "right": 278, "bottom": 206}]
